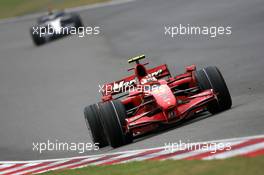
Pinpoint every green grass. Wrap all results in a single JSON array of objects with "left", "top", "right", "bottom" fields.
[
  {"left": 41, "top": 156, "right": 264, "bottom": 175},
  {"left": 0, "top": 0, "right": 109, "bottom": 19}
]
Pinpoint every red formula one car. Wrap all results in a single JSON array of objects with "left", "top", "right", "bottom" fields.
[{"left": 84, "top": 55, "right": 232, "bottom": 148}]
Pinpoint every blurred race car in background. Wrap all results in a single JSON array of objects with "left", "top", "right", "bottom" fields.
[
  {"left": 30, "top": 11, "right": 83, "bottom": 46},
  {"left": 84, "top": 55, "right": 232, "bottom": 148}
]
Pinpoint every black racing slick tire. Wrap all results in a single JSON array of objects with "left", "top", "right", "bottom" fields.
[
  {"left": 71, "top": 14, "right": 83, "bottom": 29},
  {"left": 84, "top": 104, "right": 108, "bottom": 148},
  {"left": 99, "top": 100, "right": 132, "bottom": 148},
  {"left": 30, "top": 27, "right": 45, "bottom": 46},
  {"left": 195, "top": 66, "right": 232, "bottom": 114}
]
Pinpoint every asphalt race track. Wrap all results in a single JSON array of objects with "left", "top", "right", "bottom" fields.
[{"left": 0, "top": 0, "right": 264, "bottom": 160}]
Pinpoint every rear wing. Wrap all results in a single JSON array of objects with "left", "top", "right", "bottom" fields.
[{"left": 101, "top": 64, "right": 171, "bottom": 96}]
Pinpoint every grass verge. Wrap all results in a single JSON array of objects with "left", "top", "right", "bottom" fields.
[
  {"left": 0, "top": 0, "right": 109, "bottom": 19},
  {"left": 41, "top": 156, "right": 264, "bottom": 175}
]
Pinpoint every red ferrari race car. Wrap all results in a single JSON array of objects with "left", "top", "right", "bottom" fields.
[{"left": 84, "top": 55, "right": 232, "bottom": 148}]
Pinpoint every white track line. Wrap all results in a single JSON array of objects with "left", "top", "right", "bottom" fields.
[
  {"left": 30, "top": 157, "right": 103, "bottom": 175},
  {"left": 12, "top": 160, "right": 69, "bottom": 175},
  {"left": 0, "top": 162, "right": 40, "bottom": 175},
  {"left": 90, "top": 151, "right": 142, "bottom": 165},
  {"left": 67, "top": 0, "right": 136, "bottom": 12},
  {"left": 46, "top": 155, "right": 107, "bottom": 172},
  {"left": 169, "top": 140, "right": 244, "bottom": 160},
  {"left": 0, "top": 164, "right": 14, "bottom": 169},
  {"left": 0, "top": 0, "right": 136, "bottom": 24},
  {"left": 204, "top": 142, "right": 264, "bottom": 160}
]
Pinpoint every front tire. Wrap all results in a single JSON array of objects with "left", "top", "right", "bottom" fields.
[
  {"left": 195, "top": 66, "right": 232, "bottom": 114},
  {"left": 84, "top": 104, "right": 108, "bottom": 148},
  {"left": 71, "top": 14, "right": 83, "bottom": 29},
  {"left": 99, "top": 100, "right": 132, "bottom": 148}
]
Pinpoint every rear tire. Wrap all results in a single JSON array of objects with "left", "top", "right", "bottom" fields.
[
  {"left": 99, "top": 100, "right": 132, "bottom": 148},
  {"left": 84, "top": 104, "right": 108, "bottom": 148},
  {"left": 195, "top": 66, "right": 232, "bottom": 114},
  {"left": 71, "top": 14, "right": 83, "bottom": 29}
]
